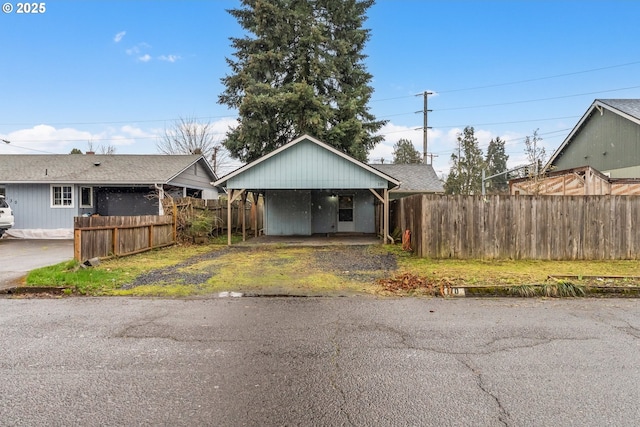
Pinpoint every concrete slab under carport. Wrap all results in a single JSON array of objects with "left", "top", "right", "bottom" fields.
[
  {"left": 0, "top": 239, "right": 74, "bottom": 290},
  {"left": 236, "top": 234, "right": 382, "bottom": 247}
]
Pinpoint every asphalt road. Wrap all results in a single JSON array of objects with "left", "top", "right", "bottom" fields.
[
  {"left": 0, "top": 239, "right": 74, "bottom": 288},
  {"left": 0, "top": 297, "right": 638, "bottom": 426}
]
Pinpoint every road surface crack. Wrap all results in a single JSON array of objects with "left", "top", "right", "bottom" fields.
[
  {"left": 328, "top": 321, "right": 356, "bottom": 427},
  {"left": 457, "top": 356, "right": 511, "bottom": 427}
]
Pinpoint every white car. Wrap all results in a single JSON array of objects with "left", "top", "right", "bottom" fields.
[{"left": 0, "top": 195, "right": 14, "bottom": 237}]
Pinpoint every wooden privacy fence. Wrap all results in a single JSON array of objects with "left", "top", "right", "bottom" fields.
[
  {"left": 393, "top": 194, "right": 640, "bottom": 260},
  {"left": 74, "top": 215, "right": 176, "bottom": 262}
]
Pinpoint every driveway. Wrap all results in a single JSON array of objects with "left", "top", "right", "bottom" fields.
[{"left": 0, "top": 239, "right": 74, "bottom": 289}]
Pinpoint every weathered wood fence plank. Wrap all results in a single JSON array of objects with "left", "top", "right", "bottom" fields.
[
  {"left": 74, "top": 215, "right": 175, "bottom": 262},
  {"left": 392, "top": 195, "right": 640, "bottom": 260}
]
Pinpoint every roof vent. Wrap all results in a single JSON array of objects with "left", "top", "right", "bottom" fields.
[{"left": 94, "top": 162, "right": 101, "bottom": 166}]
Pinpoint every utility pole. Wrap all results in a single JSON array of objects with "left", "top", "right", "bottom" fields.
[{"left": 422, "top": 91, "right": 433, "bottom": 164}]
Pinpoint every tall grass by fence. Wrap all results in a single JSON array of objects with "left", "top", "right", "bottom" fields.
[
  {"left": 393, "top": 194, "right": 640, "bottom": 260},
  {"left": 74, "top": 215, "right": 175, "bottom": 262}
]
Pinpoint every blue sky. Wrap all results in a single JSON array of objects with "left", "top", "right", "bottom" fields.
[{"left": 2, "top": 0, "right": 640, "bottom": 176}]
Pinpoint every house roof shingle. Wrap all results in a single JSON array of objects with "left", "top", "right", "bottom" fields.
[
  {"left": 0, "top": 154, "right": 213, "bottom": 184},
  {"left": 369, "top": 163, "right": 444, "bottom": 193},
  {"left": 598, "top": 99, "right": 640, "bottom": 120}
]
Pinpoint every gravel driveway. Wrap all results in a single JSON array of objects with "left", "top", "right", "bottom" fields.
[{"left": 125, "top": 245, "right": 397, "bottom": 290}]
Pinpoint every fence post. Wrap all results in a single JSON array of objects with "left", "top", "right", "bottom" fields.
[{"left": 74, "top": 228, "right": 82, "bottom": 262}]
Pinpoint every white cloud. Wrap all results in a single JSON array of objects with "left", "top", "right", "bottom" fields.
[
  {"left": 126, "top": 43, "right": 151, "bottom": 57},
  {"left": 370, "top": 122, "right": 438, "bottom": 164},
  {"left": 138, "top": 54, "right": 152, "bottom": 63},
  {"left": 1, "top": 125, "right": 95, "bottom": 154},
  {"left": 158, "top": 54, "right": 181, "bottom": 63},
  {"left": 114, "top": 31, "right": 126, "bottom": 43}
]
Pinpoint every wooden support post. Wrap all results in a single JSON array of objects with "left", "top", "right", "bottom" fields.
[
  {"left": 369, "top": 188, "right": 389, "bottom": 243},
  {"left": 227, "top": 190, "right": 232, "bottom": 245},
  {"left": 252, "top": 192, "right": 259, "bottom": 237},
  {"left": 241, "top": 192, "right": 247, "bottom": 241},
  {"left": 384, "top": 188, "right": 389, "bottom": 244},
  {"left": 172, "top": 201, "right": 178, "bottom": 244},
  {"left": 227, "top": 189, "right": 246, "bottom": 246}
]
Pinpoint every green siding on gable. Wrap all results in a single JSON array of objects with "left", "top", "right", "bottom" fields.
[
  {"left": 227, "top": 139, "right": 389, "bottom": 189},
  {"left": 553, "top": 109, "right": 640, "bottom": 176}
]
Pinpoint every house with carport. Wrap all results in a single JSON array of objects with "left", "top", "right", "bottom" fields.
[{"left": 214, "top": 134, "right": 406, "bottom": 244}]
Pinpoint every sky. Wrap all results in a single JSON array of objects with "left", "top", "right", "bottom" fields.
[{"left": 2, "top": 0, "right": 640, "bottom": 177}]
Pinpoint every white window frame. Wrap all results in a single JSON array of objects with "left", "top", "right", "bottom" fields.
[
  {"left": 50, "top": 184, "right": 74, "bottom": 208},
  {"left": 80, "top": 186, "right": 93, "bottom": 208}
]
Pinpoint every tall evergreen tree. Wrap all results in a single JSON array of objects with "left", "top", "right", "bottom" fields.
[
  {"left": 444, "top": 126, "right": 485, "bottom": 195},
  {"left": 219, "top": 0, "right": 385, "bottom": 163},
  {"left": 485, "top": 136, "right": 509, "bottom": 193},
  {"left": 392, "top": 138, "right": 421, "bottom": 164}
]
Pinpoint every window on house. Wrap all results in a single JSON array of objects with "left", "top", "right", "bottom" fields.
[
  {"left": 80, "top": 187, "right": 93, "bottom": 208},
  {"left": 51, "top": 185, "right": 73, "bottom": 207}
]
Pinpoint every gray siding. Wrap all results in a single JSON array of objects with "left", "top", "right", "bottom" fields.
[
  {"left": 169, "top": 161, "right": 219, "bottom": 199},
  {"left": 265, "top": 189, "right": 374, "bottom": 236},
  {"left": 228, "top": 139, "right": 389, "bottom": 189},
  {"left": 5, "top": 183, "right": 77, "bottom": 229},
  {"left": 265, "top": 190, "right": 312, "bottom": 235},
  {"left": 554, "top": 109, "right": 640, "bottom": 176}
]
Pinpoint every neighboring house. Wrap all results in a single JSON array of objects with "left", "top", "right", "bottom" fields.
[
  {"left": 369, "top": 163, "right": 444, "bottom": 198},
  {"left": 0, "top": 154, "right": 219, "bottom": 238},
  {"left": 509, "top": 165, "right": 640, "bottom": 195},
  {"left": 546, "top": 99, "right": 640, "bottom": 178},
  {"left": 214, "top": 134, "right": 400, "bottom": 243}
]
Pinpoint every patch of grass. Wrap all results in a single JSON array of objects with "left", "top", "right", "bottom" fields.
[
  {"left": 392, "top": 251, "right": 640, "bottom": 288},
  {"left": 26, "top": 260, "right": 125, "bottom": 295},
  {"left": 25, "top": 239, "right": 640, "bottom": 298},
  {"left": 540, "top": 280, "right": 586, "bottom": 298},
  {"left": 508, "top": 284, "right": 538, "bottom": 298},
  {"left": 25, "top": 243, "right": 223, "bottom": 295},
  {"left": 107, "top": 284, "right": 196, "bottom": 297}
]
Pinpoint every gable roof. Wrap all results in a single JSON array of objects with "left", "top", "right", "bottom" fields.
[
  {"left": 546, "top": 99, "right": 640, "bottom": 168},
  {"left": 369, "top": 163, "right": 444, "bottom": 193},
  {"left": 215, "top": 134, "right": 400, "bottom": 189},
  {"left": 0, "top": 154, "right": 217, "bottom": 185}
]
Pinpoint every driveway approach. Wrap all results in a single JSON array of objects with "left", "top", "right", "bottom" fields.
[{"left": 0, "top": 239, "right": 74, "bottom": 289}]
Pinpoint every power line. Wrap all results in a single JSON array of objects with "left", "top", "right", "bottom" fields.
[
  {"left": 436, "top": 60, "right": 640, "bottom": 94},
  {"left": 437, "top": 85, "right": 640, "bottom": 112},
  {"left": 369, "top": 59, "right": 640, "bottom": 102}
]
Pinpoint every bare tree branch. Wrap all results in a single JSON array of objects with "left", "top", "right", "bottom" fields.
[{"left": 157, "top": 116, "right": 230, "bottom": 175}]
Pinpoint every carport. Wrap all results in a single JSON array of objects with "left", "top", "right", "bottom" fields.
[{"left": 214, "top": 135, "right": 399, "bottom": 245}]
